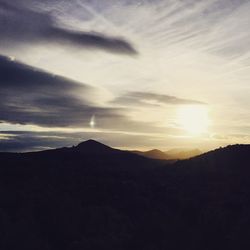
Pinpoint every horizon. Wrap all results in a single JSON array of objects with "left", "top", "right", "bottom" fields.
[
  {"left": 0, "top": 137, "right": 248, "bottom": 155},
  {"left": 0, "top": 0, "right": 250, "bottom": 152}
]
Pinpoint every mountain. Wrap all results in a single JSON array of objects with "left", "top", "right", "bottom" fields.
[
  {"left": 0, "top": 141, "right": 250, "bottom": 250},
  {"left": 165, "top": 148, "right": 202, "bottom": 160},
  {"left": 131, "top": 149, "right": 169, "bottom": 160},
  {"left": 177, "top": 144, "right": 250, "bottom": 171},
  {"left": 73, "top": 139, "right": 119, "bottom": 154},
  {"left": 131, "top": 148, "right": 202, "bottom": 160}
]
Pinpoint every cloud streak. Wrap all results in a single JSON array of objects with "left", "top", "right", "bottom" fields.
[
  {"left": 0, "top": 55, "right": 119, "bottom": 127},
  {"left": 0, "top": 56, "right": 173, "bottom": 135},
  {"left": 113, "top": 91, "right": 205, "bottom": 107},
  {"left": 0, "top": 1, "right": 137, "bottom": 55}
]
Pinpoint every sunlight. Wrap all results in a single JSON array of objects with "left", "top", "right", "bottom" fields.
[
  {"left": 89, "top": 115, "right": 96, "bottom": 128},
  {"left": 177, "top": 105, "right": 210, "bottom": 136}
]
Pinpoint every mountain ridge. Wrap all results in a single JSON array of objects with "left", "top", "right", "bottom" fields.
[
  {"left": 131, "top": 147, "right": 203, "bottom": 160},
  {"left": 0, "top": 141, "right": 250, "bottom": 249},
  {"left": 73, "top": 139, "right": 118, "bottom": 154}
]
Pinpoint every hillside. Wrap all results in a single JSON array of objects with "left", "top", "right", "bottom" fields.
[{"left": 0, "top": 141, "right": 250, "bottom": 250}]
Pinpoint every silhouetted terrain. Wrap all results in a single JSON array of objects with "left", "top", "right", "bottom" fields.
[
  {"left": 131, "top": 149, "right": 170, "bottom": 160},
  {"left": 165, "top": 148, "right": 202, "bottom": 159},
  {"left": 132, "top": 148, "right": 202, "bottom": 160},
  {"left": 0, "top": 140, "right": 250, "bottom": 250}
]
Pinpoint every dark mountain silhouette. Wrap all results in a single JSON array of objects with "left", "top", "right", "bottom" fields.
[
  {"left": 74, "top": 139, "right": 118, "bottom": 154},
  {"left": 176, "top": 144, "right": 250, "bottom": 170},
  {"left": 0, "top": 141, "right": 250, "bottom": 250}
]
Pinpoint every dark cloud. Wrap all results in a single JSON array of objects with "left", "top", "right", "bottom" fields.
[
  {"left": 0, "top": 55, "right": 121, "bottom": 127},
  {"left": 113, "top": 91, "right": 205, "bottom": 107},
  {"left": 0, "top": 131, "right": 125, "bottom": 153},
  {"left": 0, "top": 130, "right": 175, "bottom": 153},
  {"left": 0, "top": 131, "right": 68, "bottom": 152},
  {"left": 0, "top": 1, "right": 137, "bottom": 55},
  {"left": 0, "top": 56, "right": 173, "bottom": 135},
  {"left": 49, "top": 28, "right": 138, "bottom": 55}
]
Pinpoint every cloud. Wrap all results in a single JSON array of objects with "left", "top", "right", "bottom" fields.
[
  {"left": 112, "top": 91, "right": 205, "bottom": 107},
  {"left": 0, "top": 55, "right": 120, "bottom": 127},
  {"left": 0, "top": 56, "right": 173, "bottom": 135},
  {"left": 1, "top": 0, "right": 248, "bottom": 151},
  {"left": 0, "top": 130, "right": 154, "bottom": 152},
  {"left": 48, "top": 28, "right": 137, "bottom": 55},
  {"left": 0, "top": 1, "right": 137, "bottom": 55},
  {"left": 0, "top": 131, "right": 67, "bottom": 152},
  {"left": 0, "top": 129, "right": 182, "bottom": 153}
]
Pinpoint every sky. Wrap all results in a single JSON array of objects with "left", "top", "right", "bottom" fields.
[{"left": 0, "top": 0, "right": 250, "bottom": 152}]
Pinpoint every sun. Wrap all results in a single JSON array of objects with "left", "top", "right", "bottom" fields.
[{"left": 177, "top": 105, "right": 210, "bottom": 136}]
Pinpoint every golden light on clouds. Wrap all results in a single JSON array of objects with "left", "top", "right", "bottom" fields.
[
  {"left": 0, "top": 0, "right": 249, "bottom": 151},
  {"left": 89, "top": 115, "right": 96, "bottom": 129},
  {"left": 177, "top": 105, "right": 211, "bottom": 136}
]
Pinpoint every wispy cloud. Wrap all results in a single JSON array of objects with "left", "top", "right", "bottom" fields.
[
  {"left": 0, "top": 56, "right": 174, "bottom": 135},
  {"left": 112, "top": 91, "right": 205, "bottom": 107},
  {"left": 0, "top": 1, "right": 137, "bottom": 55},
  {"left": 0, "top": 0, "right": 249, "bottom": 150},
  {"left": 0, "top": 55, "right": 125, "bottom": 128}
]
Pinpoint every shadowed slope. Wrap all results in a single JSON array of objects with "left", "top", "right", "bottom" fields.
[
  {"left": 175, "top": 144, "right": 250, "bottom": 171},
  {"left": 0, "top": 142, "right": 250, "bottom": 250}
]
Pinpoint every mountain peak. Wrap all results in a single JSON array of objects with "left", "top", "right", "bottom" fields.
[
  {"left": 74, "top": 139, "right": 115, "bottom": 154},
  {"left": 146, "top": 149, "right": 164, "bottom": 154},
  {"left": 77, "top": 139, "right": 105, "bottom": 146},
  {"left": 131, "top": 149, "right": 168, "bottom": 160}
]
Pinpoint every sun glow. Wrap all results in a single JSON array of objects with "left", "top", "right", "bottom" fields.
[{"left": 177, "top": 105, "right": 210, "bottom": 136}]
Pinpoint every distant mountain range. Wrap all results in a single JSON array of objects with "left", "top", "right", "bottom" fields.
[
  {"left": 131, "top": 148, "right": 202, "bottom": 160},
  {"left": 0, "top": 140, "right": 250, "bottom": 250}
]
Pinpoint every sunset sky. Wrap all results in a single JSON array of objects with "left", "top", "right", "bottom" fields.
[{"left": 0, "top": 0, "right": 249, "bottom": 152}]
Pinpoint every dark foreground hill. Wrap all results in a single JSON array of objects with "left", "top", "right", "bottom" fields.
[{"left": 0, "top": 141, "right": 250, "bottom": 250}]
